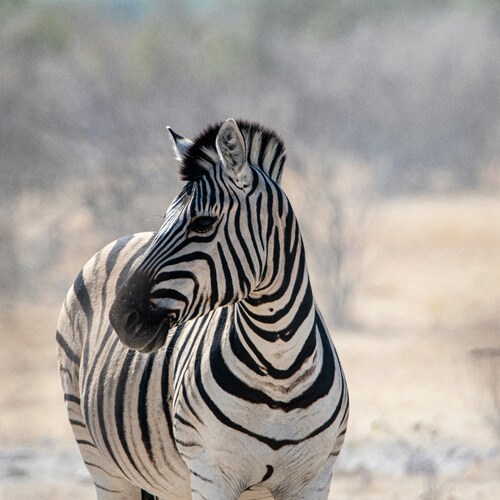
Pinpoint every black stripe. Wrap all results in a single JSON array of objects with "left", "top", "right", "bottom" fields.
[
  {"left": 173, "top": 320, "right": 199, "bottom": 375},
  {"left": 95, "top": 482, "right": 121, "bottom": 493},
  {"left": 105, "top": 235, "right": 135, "bottom": 277},
  {"left": 201, "top": 174, "right": 218, "bottom": 206},
  {"left": 115, "top": 348, "right": 140, "bottom": 473},
  {"left": 116, "top": 237, "right": 154, "bottom": 291},
  {"left": 160, "top": 252, "right": 219, "bottom": 310},
  {"left": 229, "top": 320, "right": 266, "bottom": 376},
  {"left": 77, "top": 439, "right": 96, "bottom": 448},
  {"left": 215, "top": 167, "right": 226, "bottom": 208},
  {"left": 84, "top": 461, "right": 121, "bottom": 478},
  {"left": 262, "top": 465, "right": 274, "bottom": 481},
  {"left": 265, "top": 183, "right": 275, "bottom": 246},
  {"left": 223, "top": 215, "right": 251, "bottom": 296},
  {"left": 174, "top": 413, "right": 198, "bottom": 430},
  {"left": 145, "top": 221, "right": 187, "bottom": 273},
  {"left": 233, "top": 316, "right": 317, "bottom": 380},
  {"left": 174, "top": 313, "right": 211, "bottom": 380},
  {"left": 211, "top": 318, "right": 324, "bottom": 410},
  {"left": 255, "top": 193, "right": 265, "bottom": 258},
  {"left": 82, "top": 321, "right": 115, "bottom": 439},
  {"left": 246, "top": 195, "right": 263, "bottom": 272},
  {"left": 191, "top": 489, "right": 209, "bottom": 500},
  {"left": 91, "top": 234, "right": 136, "bottom": 371},
  {"left": 241, "top": 274, "right": 312, "bottom": 342},
  {"left": 176, "top": 439, "right": 202, "bottom": 448},
  {"left": 338, "top": 400, "right": 349, "bottom": 428},
  {"left": 96, "top": 335, "right": 127, "bottom": 475},
  {"left": 276, "top": 181, "right": 285, "bottom": 217},
  {"left": 83, "top": 235, "right": 149, "bottom": 389},
  {"left": 138, "top": 353, "right": 156, "bottom": 462},
  {"left": 73, "top": 270, "right": 92, "bottom": 332},
  {"left": 190, "top": 469, "right": 213, "bottom": 483},
  {"left": 58, "top": 366, "right": 74, "bottom": 381},
  {"left": 257, "top": 135, "right": 267, "bottom": 171},
  {"left": 195, "top": 329, "right": 341, "bottom": 450},
  {"left": 275, "top": 155, "right": 286, "bottom": 181},
  {"left": 56, "top": 330, "right": 80, "bottom": 365},
  {"left": 69, "top": 418, "right": 86, "bottom": 428},
  {"left": 245, "top": 127, "right": 255, "bottom": 165},
  {"left": 233, "top": 201, "right": 256, "bottom": 278},
  {"left": 245, "top": 285, "right": 314, "bottom": 343},
  {"left": 141, "top": 489, "right": 157, "bottom": 500},
  {"left": 181, "top": 384, "right": 204, "bottom": 425},
  {"left": 217, "top": 242, "right": 234, "bottom": 306},
  {"left": 267, "top": 145, "right": 282, "bottom": 180},
  {"left": 64, "top": 393, "right": 80, "bottom": 404},
  {"left": 161, "top": 338, "right": 178, "bottom": 450}
]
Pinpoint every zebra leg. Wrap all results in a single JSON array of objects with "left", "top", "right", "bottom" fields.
[
  {"left": 273, "top": 455, "right": 334, "bottom": 500},
  {"left": 188, "top": 461, "right": 240, "bottom": 500}
]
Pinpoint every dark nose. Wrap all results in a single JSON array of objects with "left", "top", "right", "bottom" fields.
[
  {"left": 109, "top": 270, "right": 155, "bottom": 346},
  {"left": 124, "top": 308, "right": 141, "bottom": 333},
  {"left": 110, "top": 269, "right": 176, "bottom": 353}
]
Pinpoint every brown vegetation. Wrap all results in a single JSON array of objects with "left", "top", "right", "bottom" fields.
[
  {"left": 1, "top": 194, "right": 499, "bottom": 499},
  {"left": 1, "top": 1, "right": 499, "bottom": 498}
]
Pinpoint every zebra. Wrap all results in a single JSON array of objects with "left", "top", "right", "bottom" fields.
[{"left": 57, "top": 118, "right": 349, "bottom": 499}]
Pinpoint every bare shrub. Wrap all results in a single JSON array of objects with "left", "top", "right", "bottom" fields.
[
  {"left": 286, "top": 147, "right": 376, "bottom": 328},
  {"left": 1, "top": 1, "right": 499, "bottom": 305}
]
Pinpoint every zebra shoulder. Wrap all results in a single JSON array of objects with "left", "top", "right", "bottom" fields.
[
  {"left": 97, "top": 232, "right": 155, "bottom": 286},
  {"left": 57, "top": 232, "right": 154, "bottom": 342}
]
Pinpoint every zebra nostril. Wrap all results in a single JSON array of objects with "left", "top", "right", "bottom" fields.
[{"left": 125, "top": 309, "right": 141, "bottom": 332}]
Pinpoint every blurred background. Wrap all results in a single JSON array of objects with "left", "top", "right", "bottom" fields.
[{"left": 0, "top": 0, "right": 499, "bottom": 498}]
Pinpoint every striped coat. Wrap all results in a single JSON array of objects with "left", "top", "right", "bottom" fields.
[{"left": 57, "top": 119, "right": 348, "bottom": 499}]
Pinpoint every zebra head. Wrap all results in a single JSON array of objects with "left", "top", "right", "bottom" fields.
[{"left": 110, "top": 119, "right": 288, "bottom": 353}]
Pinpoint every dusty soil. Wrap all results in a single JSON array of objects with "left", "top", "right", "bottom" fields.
[{"left": 1, "top": 194, "right": 499, "bottom": 499}]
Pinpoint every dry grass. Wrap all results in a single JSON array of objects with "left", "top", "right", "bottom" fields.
[
  {"left": 0, "top": 303, "right": 74, "bottom": 446},
  {"left": 354, "top": 194, "right": 500, "bottom": 332},
  {"left": 1, "top": 193, "right": 499, "bottom": 498}
]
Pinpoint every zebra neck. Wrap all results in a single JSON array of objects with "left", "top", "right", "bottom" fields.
[
  {"left": 234, "top": 268, "right": 317, "bottom": 373},
  {"left": 231, "top": 198, "right": 319, "bottom": 372}
]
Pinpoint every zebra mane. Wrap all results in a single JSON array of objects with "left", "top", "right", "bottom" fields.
[{"left": 179, "top": 120, "right": 286, "bottom": 184}]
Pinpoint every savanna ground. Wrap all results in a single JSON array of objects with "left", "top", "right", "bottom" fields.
[{"left": 1, "top": 193, "right": 499, "bottom": 499}]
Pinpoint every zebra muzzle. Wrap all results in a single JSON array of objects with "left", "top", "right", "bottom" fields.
[
  {"left": 111, "top": 302, "right": 177, "bottom": 353},
  {"left": 109, "top": 271, "right": 178, "bottom": 353}
]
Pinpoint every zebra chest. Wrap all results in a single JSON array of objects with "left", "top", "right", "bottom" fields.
[
  {"left": 170, "top": 363, "right": 337, "bottom": 490},
  {"left": 171, "top": 390, "right": 335, "bottom": 496}
]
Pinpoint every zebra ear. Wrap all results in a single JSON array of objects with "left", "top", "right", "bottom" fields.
[
  {"left": 216, "top": 119, "right": 251, "bottom": 190},
  {"left": 167, "top": 126, "right": 194, "bottom": 162}
]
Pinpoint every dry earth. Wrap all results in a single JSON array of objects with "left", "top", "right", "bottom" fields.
[{"left": 1, "top": 194, "right": 499, "bottom": 499}]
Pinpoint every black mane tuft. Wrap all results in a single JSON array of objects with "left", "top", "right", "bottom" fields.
[{"left": 178, "top": 120, "right": 286, "bottom": 183}]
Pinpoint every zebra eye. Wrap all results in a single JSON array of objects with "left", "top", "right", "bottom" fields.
[{"left": 189, "top": 216, "right": 217, "bottom": 234}]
